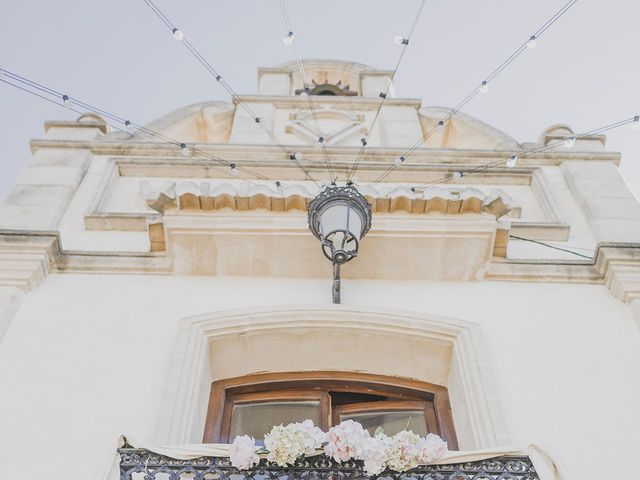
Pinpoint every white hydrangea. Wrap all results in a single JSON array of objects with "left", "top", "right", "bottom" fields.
[
  {"left": 264, "top": 420, "right": 326, "bottom": 467},
  {"left": 324, "top": 419, "right": 371, "bottom": 462},
  {"left": 229, "top": 435, "right": 260, "bottom": 470},
  {"left": 298, "top": 419, "right": 328, "bottom": 455},
  {"left": 254, "top": 418, "right": 449, "bottom": 474},
  {"left": 385, "top": 430, "right": 422, "bottom": 472},
  {"left": 361, "top": 433, "right": 390, "bottom": 475},
  {"left": 416, "top": 433, "right": 448, "bottom": 464}
]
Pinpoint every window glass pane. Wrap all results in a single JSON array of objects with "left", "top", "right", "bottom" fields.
[
  {"left": 340, "top": 410, "right": 427, "bottom": 436},
  {"left": 230, "top": 401, "right": 321, "bottom": 441}
]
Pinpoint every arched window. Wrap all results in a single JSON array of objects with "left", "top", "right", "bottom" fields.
[
  {"left": 295, "top": 81, "right": 358, "bottom": 96},
  {"left": 203, "top": 371, "right": 458, "bottom": 449}
]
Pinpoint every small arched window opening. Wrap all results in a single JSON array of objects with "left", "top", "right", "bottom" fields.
[{"left": 296, "top": 80, "right": 358, "bottom": 97}]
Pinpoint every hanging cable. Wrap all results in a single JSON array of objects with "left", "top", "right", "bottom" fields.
[
  {"left": 0, "top": 68, "right": 290, "bottom": 190},
  {"left": 278, "top": 0, "right": 336, "bottom": 183},
  {"left": 347, "top": 0, "right": 429, "bottom": 182},
  {"left": 409, "top": 114, "right": 637, "bottom": 191},
  {"left": 370, "top": 0, "right": 578, "bottom": 183},
  {"left": 141, "top": 0, "right": 319, "bottom": 186},
  {"left": 509, "top": 235, "right": 593, "bottom": 259}
]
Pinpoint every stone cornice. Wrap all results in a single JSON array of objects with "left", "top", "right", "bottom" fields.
[
  {"left": 258, "top": 65, "right": 396, "bottom": 77},
  {"left": 0, "top": 231, "right": 61, "bottom": 291},
  {"left": 594, "top": 244, "right": 640, "bottom": 302},
  {"left": 232, "top": 94, "right": 421, "bottom": 109},
  {"left": 2, "top": 228, "right": 640, "bottom": 302},
  {"left": 28, "top": 139, "right": 622, "bottom": 173},
  {"left": 44, "top": 119, "right": 109, "bottom": 134}
]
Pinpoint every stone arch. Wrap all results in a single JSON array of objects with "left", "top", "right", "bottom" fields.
[{"left": 154, "top": 305, "right": 510, "bottom": 451}]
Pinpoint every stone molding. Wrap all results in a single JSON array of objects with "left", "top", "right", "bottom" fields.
[
  {"left": 2, "top": 228, "right": 640, "bottom": 303},
  {"left": 594, "top": 244, "right": 640, "bottom": 302},
  {"left": 28, "top": 139, "right": 621, "bottom": 168},
  {"left": 143, "top": 182, "right": 516, "bottom": 216},
  {"left": 233, "top": 94, "right": 422, "bottom": 109},
  {"left": 154, "top": 305, "right": 511, "bottom": 450},
  {"left": 0, "top": 231, "right": 60, "bottom": 292}
]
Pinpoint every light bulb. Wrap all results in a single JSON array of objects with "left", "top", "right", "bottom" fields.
[
  {"left": 283, "top": 31, "right": 294, "bottom": 46},
  {"left": 300, "top": 87, "right": 310, "bottom": 96},
  {"left": 436, "top": 120, "right": 445, "bottom": 131},
  {"left": 632, "top": 115, "right": 640, "bottom": 131},
  {"left": 351, "top": 176, "right": 359, "bottom": 185},
  {"left": 452, "top": 171, "right": 463, "bottom": 179},
  {"left": 290, "top": 152, "right": 303, "bottom": 161},
  {"left": 172, "top": 28, "right": 184, "bottom": 41},
  {"left": 506, "top": 155, "right": 518, "bottom": 168},
  {"left": 478, "top": 81, "right": 489, "bottom": 94},
  {"left": 180, "top": 143, "right": 191, "bottom": 157},
  {"left": 526, "top": 35, "right": 537, "bottom": 50},
  {"left": 124, "top": 120, "right": 133, "bottom": 133},
  {"left": 394, "top": 156, "right": 405, "bottom": 167},
  {"left": 360, "top": 138, "right": 367, "bottom": 146},
  {"left": 315, "top": 137, "right": 325, "bottom": 148},
  {"left": 230, "top": 163, "right": 238, "bottom": 176},
  {"left": 564, "top": 137, "right": 576, "bottom": 148},
  {"left": 275, "top": 181, "right": 283, "bottom": 192},
  {"left": 62, "top": 94, "right": 71, "bottom": 108},
  {"left": 394, "top": 35, "right": 408, "bottom": 46}
]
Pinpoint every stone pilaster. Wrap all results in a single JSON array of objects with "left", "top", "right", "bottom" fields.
[
  {"left": 0, "top": 232, "right": 60, "bottom": 344},
  {"left": 0, "top": 287, "right": 24, "bottom": 343},
  {"left": 0, "top": 146, "right": 93, "bottom": 230},
  {"left": 561, "top": 160, "right": 640, "bottom": 242}
]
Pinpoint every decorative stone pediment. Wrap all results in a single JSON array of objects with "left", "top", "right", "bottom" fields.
[{"left": 285, "top": 109, "right": 366, "bottom": 146}]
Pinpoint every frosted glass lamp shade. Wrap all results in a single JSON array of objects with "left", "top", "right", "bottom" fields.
[{"left": 307, "top": 185, "right": 372, "bottom": 264}]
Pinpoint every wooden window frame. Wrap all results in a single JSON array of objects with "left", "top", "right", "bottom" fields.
[
  {"left": 222, "top": 390, "right": 330, "bottom": 441},
  {"left": 204, "top": 371, "right": 458, "bottom": 449}
]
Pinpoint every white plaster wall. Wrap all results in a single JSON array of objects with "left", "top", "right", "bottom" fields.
[{"left": 0, "top": 274, "right": 638, "bottom": 480}]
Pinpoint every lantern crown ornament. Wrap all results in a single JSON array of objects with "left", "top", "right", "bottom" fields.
[{"left": 307, "top": 185, "right": 372, "bottom": 303}]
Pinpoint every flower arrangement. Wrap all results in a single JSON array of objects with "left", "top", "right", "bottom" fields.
[{"left": 229, "top": 419, "right": 448, "bottom": 475}]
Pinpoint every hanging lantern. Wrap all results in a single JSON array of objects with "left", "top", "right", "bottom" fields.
[{"left": 308, "top": 185, "right": 372, "bottom": 303}]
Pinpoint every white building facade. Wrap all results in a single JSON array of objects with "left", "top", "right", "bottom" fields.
[{"left": 0, "top": 60, "right": 639, "bottom": 479}]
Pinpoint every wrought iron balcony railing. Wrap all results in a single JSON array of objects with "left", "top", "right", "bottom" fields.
[{"left": 118, "top": 446, "right": 540, "bottom": 480}]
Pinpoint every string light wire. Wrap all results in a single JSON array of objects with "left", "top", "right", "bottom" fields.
[
  {"left": 347, "top": 0, "right": 429, "bottom": 182},
  {"left": 141, "top": 0, "right": 319, "bottom": 186},
  {"left": 370, "top": 0, "right": 578, "bottom": 183},
  {"left": 0, "top": 68, "right": 287, "bottom": 189},
  {"left": 509, "top": 235, "right": 593, "bottom": 259},
  {"left": 278, "top": 0, "right": 336, "bottom": 183},
  {"left": 409, "top": 114, "right": 637, "bottom": 191}
]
